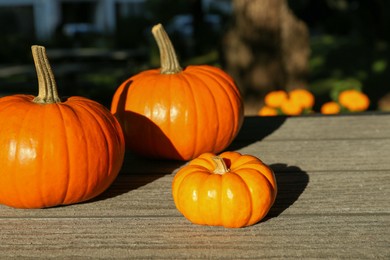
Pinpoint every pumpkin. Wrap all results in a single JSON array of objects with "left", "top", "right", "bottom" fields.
[
  {"left": 264, "top": 90, "right": 288, "bottom": 108},
  {"left": 0, "top": 45, "right": 125, "bottom": 209},
  {"left": 172, "top": 151, "right": 277, "bottom": 228},
  {"left": 321, "top": 101, "right": 341, "bottom": 114},
  {"left": 288, "top": 89, "right": 314, "bottom": 110},
  {"left": 111, "top": 23, "right": 244, "bottom": 161},
  {"left": 258, "top": 106, "right": 278, "bottom": 116},
  {"left": 338, "top": 89, "right": 370, "bottom": 112}
]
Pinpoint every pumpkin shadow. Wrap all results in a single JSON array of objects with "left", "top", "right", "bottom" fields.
[
  {"left": 227, "top": 116, "right": 287, "bottom": 151},
  {"left": 262, "top": 163, "right": 309, "bottom": 221},
  {"left": 90, "top": 152, "right": 184, "bottom": 203},
  {"left": 89, "top": 80, "right": 185, "bottom": 203}
]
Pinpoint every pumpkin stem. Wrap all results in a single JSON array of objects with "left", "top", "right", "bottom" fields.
[
  {"left": 31, "top": 45, "right": 61, "bottom": 104},
  {"left": 152, "top": 23, "right": 182, "bottom": 74},
  {"left": 212, "top": 156, "right": 230, "bottom": 175}
]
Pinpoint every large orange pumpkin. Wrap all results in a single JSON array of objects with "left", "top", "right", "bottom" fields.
[
  {"left": 0, "top": 45, "right": 125, "bottom": 209},
  {"left": 111, "top": 24, "right": 244, "bottom": 161},
  {"left": 172, "top": 151, "right": 277, "bottom": 228}
]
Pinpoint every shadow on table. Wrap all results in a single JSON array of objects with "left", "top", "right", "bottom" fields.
[
  {"left": 228, "top": 116, "right": 287, "bottom": 151},
  {"left": 264, "top": 163, "right": 309, "bottom": 220},
  {"left": 89, "top": 152, "right": 184, "bottom": 203}
]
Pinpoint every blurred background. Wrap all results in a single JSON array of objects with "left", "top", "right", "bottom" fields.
[{"left": 0, "top": 0, "right": 389, "bottom": 114}]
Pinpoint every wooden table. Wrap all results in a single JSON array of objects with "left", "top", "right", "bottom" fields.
[{"left": 1, "top": 113, "right": 389, "bottom": 259}]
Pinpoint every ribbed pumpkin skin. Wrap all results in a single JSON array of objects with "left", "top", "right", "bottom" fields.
[
  {"left": 172, "top": 152, "right": 277, "bottom": 228},
  {"left": 111, "top": 65, "right": 244, "bottom": 161},
  {"left": 0, "top": 95, "right": 125, "bottom": 209}
]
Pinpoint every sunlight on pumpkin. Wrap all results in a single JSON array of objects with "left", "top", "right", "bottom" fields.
[
  {"left": 207, "top": 189, "right": 217, "bottom": 199},
  {"left": 170, "top": 106, "right": 180, "bottom": 121},
  {"left": 7, "top": 140, "right": 17, "bottom": 161},
  {"left": 192, "top": 190, "right": 198, "bottom": 202},
  {"left": 226, "top": 189, "right": 234, "bottom": 200},
  {"left": 152, "top": 103, "right": 168, "bottom": 122},
  {"left": 18, "top": 145, "right": 38, "bottom": 162},
  {"left": 8, "top": 140, "right": 38, "bottom": 162}
]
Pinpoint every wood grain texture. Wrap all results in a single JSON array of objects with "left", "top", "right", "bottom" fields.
[
  {"left": 1, "top": 114, "right": 389, "bottom": 258},
  {"left": 1, "top": 215, "right": 388, "bottom": 259}
]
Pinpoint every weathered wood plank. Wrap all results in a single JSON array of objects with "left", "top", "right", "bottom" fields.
[
  {"left": 0, "top": 215, "right": 388, "bottom": 259},
  {"left": 238, "top": 139, "right": 390, "bottom": 171}
]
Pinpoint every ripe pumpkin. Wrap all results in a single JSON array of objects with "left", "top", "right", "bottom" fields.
[
  {"left": 111, "top": 23, "right": 244, "bottom": 161},
  {"left": 0, "top": 45, "right": 125, "bottom": 209},
  {"left": 172, "top": 151, "right": 277, "bottom": 228}
]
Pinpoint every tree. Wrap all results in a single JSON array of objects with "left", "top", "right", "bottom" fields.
[{"left": 222, "top": 0, "right": 310, "bottom": 99}]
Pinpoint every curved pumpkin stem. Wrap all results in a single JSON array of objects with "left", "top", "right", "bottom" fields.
[
  {"left": 212, "top": 156, "right": 230, "bottom": 175},
  {"left": 32, "top": 45, "right": 61, "bottom": 104},
  {"left": 152, "top": 23, "right": 182, "bottom": 75}
]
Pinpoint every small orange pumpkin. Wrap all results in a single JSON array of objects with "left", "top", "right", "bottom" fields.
[
  {"left": 338, "top": 89, "right": 370, "bottom": 112},
  {"left": 111, "top": 24, "right": 244, "bottom": 161},
  {"left": 264, "top": 90, "right": 288, "bottom": 108},
  {"left": 289, "top": 89, "right": 315, "bottom": 110},
  {"left": 0, "top": 45, "right": 125, "bottom": 209},
  {"left": 172, "top": 151, "right": 277, "bottom": 228},
  {"left": 321, "top": 101, "right": 341, "bottom": 114}
]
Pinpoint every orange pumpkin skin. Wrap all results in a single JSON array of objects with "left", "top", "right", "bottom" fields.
[
  {"left": 0, "top": 95, "right": 125, "bottom": 209},
  {"left": 111, "top": 24, "right": 244, "bottom": 161},
  {"left": 111, "top": 66, "right": 243, "bottom": 161},
  {"left": 172, "top": 151, "right": 277, "bottom": 228},
  {"left": 0, "top": 45, "right": 125, "bottom": 209}
]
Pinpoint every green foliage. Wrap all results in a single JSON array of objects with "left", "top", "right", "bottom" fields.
[
  {"left": 308, "top": 33, "right": 389, "bottom": 110},
  {"left": 329, "top": 79, "right": 362, "bottom": 102},
  {"left": 371, "top": 59, "right": 387, "bottom": 74}
]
